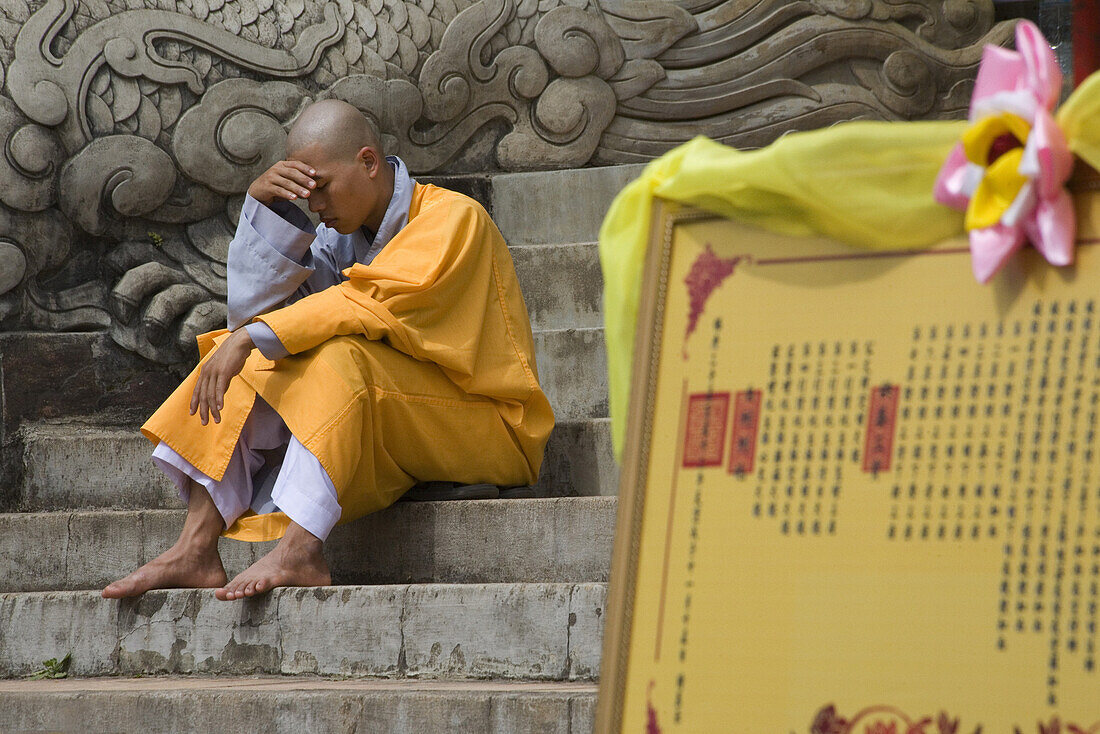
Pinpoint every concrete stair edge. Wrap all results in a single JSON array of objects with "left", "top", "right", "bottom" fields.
[{"left": 0, "top": 677, "right": 598, "bottom": 734}]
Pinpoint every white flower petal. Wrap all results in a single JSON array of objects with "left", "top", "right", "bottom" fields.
[
  {"left": 961, "top": 163, "right": 985, "bottom": 197},
  {"left": 1018, "top": 134, "right": 1041, "bottom": 179},
  {"left": 1001, "top": 181, "right": 1036, "bottom": 228},
  {"left": 970, "top": 90, "right": 1039, "bottom": 124}
]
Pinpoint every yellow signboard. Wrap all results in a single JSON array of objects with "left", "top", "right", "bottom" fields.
[{"left": 598, "top": 193, "right": 1100, "bottom": 733}]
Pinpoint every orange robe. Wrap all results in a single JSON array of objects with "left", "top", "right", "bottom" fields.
[{"left": 142, "top": 183, "right": 555, "bottom": 542}]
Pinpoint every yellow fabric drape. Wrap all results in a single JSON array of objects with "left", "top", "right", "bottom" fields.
[
  {"left": 599, "top": 70, "right": 1100, "bottom": 459},
  {"left": 598, "top": 121, "right": 966, "bottom": 458},
  {"left": 1057, "top": 70, "right": 1100, "bottom": 173}
]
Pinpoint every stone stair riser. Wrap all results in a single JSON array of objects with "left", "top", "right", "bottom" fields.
[
  {"left": 8, "top": 426, "right": 618, "bottom": 520},
  {"left": 0, "top": 498, "right": 615, "bottom": 593},
  {"left": 0, "top": 322, "right": 606, "bottom": 449},
  {"left": 510, "top": 242, "right": 603, "bottom": 332},
  {"left": 16, "top": 419, "right": 616, "bottom": 512},
  {"left": 535, "top": 328, "right": 608, "bottom": 424},
  {"left": 0, "top": 584, "right": 605, "bottom": 681},
  {"left": 0, "top": 686, "right": 597, "bottom": 734},
  {"left": 536, "top": 419, "right": 617, "bottom": 500},
  {"left": 492, "top": 165, "right": 646, "bottom": 247}
]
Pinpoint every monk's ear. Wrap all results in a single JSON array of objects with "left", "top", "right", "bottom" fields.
[{"left": 356, "top": 146, "right": 381, "bottom": 177}]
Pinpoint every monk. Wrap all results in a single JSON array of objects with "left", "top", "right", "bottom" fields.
[{"left": 102, "top": 100, "right": 554, "bottom": 601}]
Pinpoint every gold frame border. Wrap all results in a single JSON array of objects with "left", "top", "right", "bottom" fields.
[{"left": 595, "top": 200, "right": 719, "bottom": 733}]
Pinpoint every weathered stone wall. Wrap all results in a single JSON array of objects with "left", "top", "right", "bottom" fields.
[{"left": 0, "top": 0, "right": 1014, "bottom": 366}]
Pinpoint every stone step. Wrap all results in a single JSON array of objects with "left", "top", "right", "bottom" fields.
[
  {"left": 0, "top": 583, "right": 606, "bottom": 681},
  {"left": 0, "top": 498, "right": 615, "bottom": 593},
  {"left": 15, "top": 417, "right": 616, "bottom": 512},
  {"left": 492, "top": 164, "right": 645, "bottom": 247},
  {"left": 510, "top": 242, "right": 602, "bottom": 332},
  {"left": 8, "top": 323, "right": 611, "bottom": 510},
  {"left": 0, "top": 676, "right": 597, "bottom": 734},
  {"left": 66, "top": 323, "right": 606, "bottom": 426}
]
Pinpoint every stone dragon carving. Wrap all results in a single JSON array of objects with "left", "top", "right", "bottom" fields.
[{"left": 0, "top": 0, "right": 1013, "bottom": 364}]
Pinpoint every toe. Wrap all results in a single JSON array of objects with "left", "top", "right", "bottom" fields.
[
  {"left": 219, "top": 578, "right": 242, "bottom": 601},
  {"left": 244, "top": 580, "right": 258, "bottom": 597},
  {"left": 102, "top": 577, "right": 137, "bottom": 599}
]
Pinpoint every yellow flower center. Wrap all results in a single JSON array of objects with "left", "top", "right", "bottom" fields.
[
  {"left": 962, "top": 112, "right": 1031, "bottom": 165},
  {"left": 960, "top": 112, "right": 1033, "bottom": 231},
  {"left": 966, "top": 147, "right": 1029, "bottom": 230}
]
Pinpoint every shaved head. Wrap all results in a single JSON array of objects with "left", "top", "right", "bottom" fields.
[
  {"left": 281, "top": 99, "right": 395, "bottom": 236},
  {"left": 286, "top": 99, "right": 384, "bottom": 161}
]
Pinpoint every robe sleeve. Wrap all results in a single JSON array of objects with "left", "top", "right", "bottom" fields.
[
  {"left": 226, "top": 195, "right": 318, "bottom": 331},
  {"left": 253, "top": 193, "right": 477, "bottom": 357},
  {"left": 244, "top": 321, "right": 291, "bottom": 360},
  {"left": 254, "top": 191, "right": 534, "bottom": 401}
]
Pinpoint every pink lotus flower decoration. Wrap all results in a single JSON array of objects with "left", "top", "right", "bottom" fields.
[{"left": 934, "top": 20, "right": 1076, "bottom": 283}]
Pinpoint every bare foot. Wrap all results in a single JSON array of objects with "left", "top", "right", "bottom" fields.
[
  {"left": 216, "top": 522, "right": 330, "bottom": 601},
  {"left": 103, "top": 479, "right": 227, "bottom": 599},
  {"left": 102, "top": 544, "right": 227, "bottom": 598}
]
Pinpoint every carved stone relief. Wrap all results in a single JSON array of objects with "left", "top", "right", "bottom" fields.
[{"left": 0, "top": 0, "right": 1013, "bottom": 364}]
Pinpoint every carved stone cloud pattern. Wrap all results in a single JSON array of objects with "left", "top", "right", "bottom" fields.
[{"left": 0, "top": 0, "right": 1012, "bottom": 364}]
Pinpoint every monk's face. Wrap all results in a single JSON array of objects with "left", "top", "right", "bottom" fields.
[{"left": 291, "top": 142, "right": 386, "bottom": 235}]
